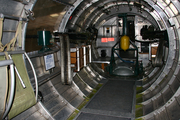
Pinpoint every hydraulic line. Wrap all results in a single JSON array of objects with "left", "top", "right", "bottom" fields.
[{"left": 114, "top": 51, "right": 134, "bottom": 63}]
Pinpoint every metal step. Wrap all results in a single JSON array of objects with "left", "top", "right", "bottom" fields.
[
  {"left": 154, "top": 109, "right": 169, "bottom": 120},
  {"left": 39, "top": 81, "right": 76, "bottom": 120},
  {"left": 143, "top": 101, "right": 154, "bottom": 115},
  {"left": 73, "top": 74, "right": 92, "bottom": 96},
  {"left": 84, "top": 66, "right": 102, "bottom": 82},
  {"left": 51, "top": 74, "right": 85, "bottom": 108},
  {"left": 78, "top": 68, "right": 98, "bottom": 88},
  {"left": 89, "top": 63, "right": 109, "bottom": 78},
  {"left": 165, "top": 99, "right": 180, "bottom": 120},
  {"left": 12, "top": 102, "right": 54, "bottom": 120}
]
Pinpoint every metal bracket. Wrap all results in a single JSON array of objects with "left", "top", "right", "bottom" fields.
[
  {"left": 22, "top": 0, "right": 30, "bottom": 5},
  {"left": 53, "top": 0, "right": 74, "bottom": 6},
  {"left": 0, "top": 13, "right": 27, "bottom": 21},
  {"left": 0, "top": 13, "right": 4, "bottom": 19},
  {"left": 24, "top": 9, "right": 35, "bottom": 20},
  {"left": 13, "top": 0, "right": 30, "bottom": 5}
]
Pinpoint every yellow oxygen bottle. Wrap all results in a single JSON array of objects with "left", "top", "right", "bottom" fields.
[{"left": 120, "top": 35, "right": 130, "bottom": 51}]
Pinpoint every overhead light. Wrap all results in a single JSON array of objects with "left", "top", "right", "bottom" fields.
[
  {"left": 60, "top": 11, "right": 66, "bottom": 15},
  {"left": 50, "top": 13, "right": 59, "bottom": 17},
  {"left": 152, "top": 55, "right": 156, "bottom": 57}
]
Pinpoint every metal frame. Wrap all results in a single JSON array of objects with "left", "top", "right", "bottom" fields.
[
  {"left": 76, "top": 47, "right": 80, "bottom": 71},
  {"left": 109, "top": 40, "right": 139, "bottom": 76},
  {"left": 83, "top": 46, "right": 86, "bottom": 67},
  {"left": 88, "top": 45, "right": 91, "bottom": 63},
  {"left": 0, "top": 13, "right": 27, "bottom": 21},
  {"left": 1, "top": 60, "right": 15, "bottom": 119},
  {"left": 22, "top": 0, "right": 37, "bottom": 50},
  {"left": 53, "top": 0, "right": 74, "bottom": 6},
  {"left": 24, "top": 52, "right": 38, "bottom": 102},
  {"left": 0, "top": 60, "right": 13, "bottom": 67},
  {"left": 65, "top": 1, "right": 159, "bottom": 32},
  {"left": 58, "top": 0, "right": 83, "bottom": 32}
]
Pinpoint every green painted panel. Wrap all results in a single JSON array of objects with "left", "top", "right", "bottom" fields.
[
  {"left": 8, "top": 54, "right": 36, "bottom": 119},
  {"left": 0, "top": 56, "right": 5, "bottom": 61},
  {"left": 0, "top": 66, "right": 7, "bottom": 119}
]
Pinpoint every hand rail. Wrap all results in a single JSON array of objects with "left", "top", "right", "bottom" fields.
[
  {"left": 130, "top": 40, "right": 139, "bottom": 75},
  {"left": 112, "top": 40, "right": 120, "bottom": 48},
  {"left": 110, "top": 40, "right": 120, "bottom": 64},
  {"left": 0, "top": 13, "right": 27, "bottom": 21},
  {"left": 24, "top": 52, "right": 38, "bottom": 102},
  {"left": 0, "top": 59, "right": 13, "bottom": 67},
  {"left": 2, "top": 61, "right": 15, "bottom": 119}
]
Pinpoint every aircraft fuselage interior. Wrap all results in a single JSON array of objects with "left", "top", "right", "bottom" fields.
[{"left": 0, "top": 0, "right": 180, "bottom": 120}]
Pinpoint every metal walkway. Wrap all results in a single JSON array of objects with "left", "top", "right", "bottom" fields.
[{"left": 75, "top": 78, "right": 136, "bottom": 120}]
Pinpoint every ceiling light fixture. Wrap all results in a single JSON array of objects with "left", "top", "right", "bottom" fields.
[{"left": 50, "top": 13, "right": 59, "bottom": 17}]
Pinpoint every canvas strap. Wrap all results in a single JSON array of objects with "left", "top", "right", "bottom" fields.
[{"left": 5, "top": 21, "right": 22, "bottom": 51}]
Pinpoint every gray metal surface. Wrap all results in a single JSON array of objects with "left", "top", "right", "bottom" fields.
[
  {"left": 0, "top": 0, "right": 24, "bottom": 16},
  {"left": 1, "top": 0, "right": 180, "bottom": 120},
  {"left": 60, "top": 35, "right": 72, "bottom": 84},
  {"left": 58, "top": 4, "right": 180, "bottom": 120},
  {"left": 12, "top": 102, "right": 54, "bottom": 120},
  {"left": 91, "top": 41, "right": 100, "bottom": 61},
  {"left": 51, "top": 74, "right": 84, "bottom": 108},
  {"left": 78, "top": 68, "right": 98, "bottom": 88},
  {"left": 94, "top": 5, "right": 157, "bottom": 30},
  {"left": 0, "top": 66, "right": 7, "bottom": 119},
  {"left": 24, "top": 52, "right": 38, "bottom": 102},
  {"left": 141, "top": 71, "right": 180, "bottom": 115},
  {"left": 73, "top": 74, "right": 92, "bottom": 96},
  {"left": 25, "top": 50, "right": 60, "bottom": 85},
  {"left": 142, "top": 67, "right": 162, "bottom": 89},
  {"left": 75, "top": 79, "right": 136, "bottom": 120},
  {"left": 39, "top": 81, "right": 76, "bottom": 120},
  {"left": 113, "top": 66, "right": 134, "bottom": 76},
  {"left": 59, "top": 0, "right": 83, "bottom": 32},
  {"left": 91, "top": 57, "right": 111, "bottom": 64},
  {"left": 89, "top": 63, "right": 110, "bottom": 78},
  {"left": 152, "top": 40, "right": 165, "bottom": 67},
  {"left": 139, "top": 87, "right": 180, "bottom": 120},
  {"left": 136, "top": 1, "right": 180, "bottom": 119},
  {"left": 18, "top": 48, "right": 91, "bottom": 119},
  {"left": 0, "top": 59, "right": 13, "bottom": 67},
  {"left": 84, "top": 66, "right": 103, "bottom": 82},
  {"left": 66, "top": 1, "right": 158, "bottom": 32},
  {"left": 0, "top": 0, "right": 37, "bottom": 51}
]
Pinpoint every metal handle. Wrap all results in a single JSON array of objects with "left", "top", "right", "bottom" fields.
[
  {"left": 2, "top": 63, "right": 15, "bottom": 119},
  {"left": 24, "top": 52, "right": 38, "bottom": 102},
  {"left": 0, "top": 59, "right": 13, "bottom": 67},
  {"left": 0, "top": 13, "right": 27, "bottom": 21}
]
